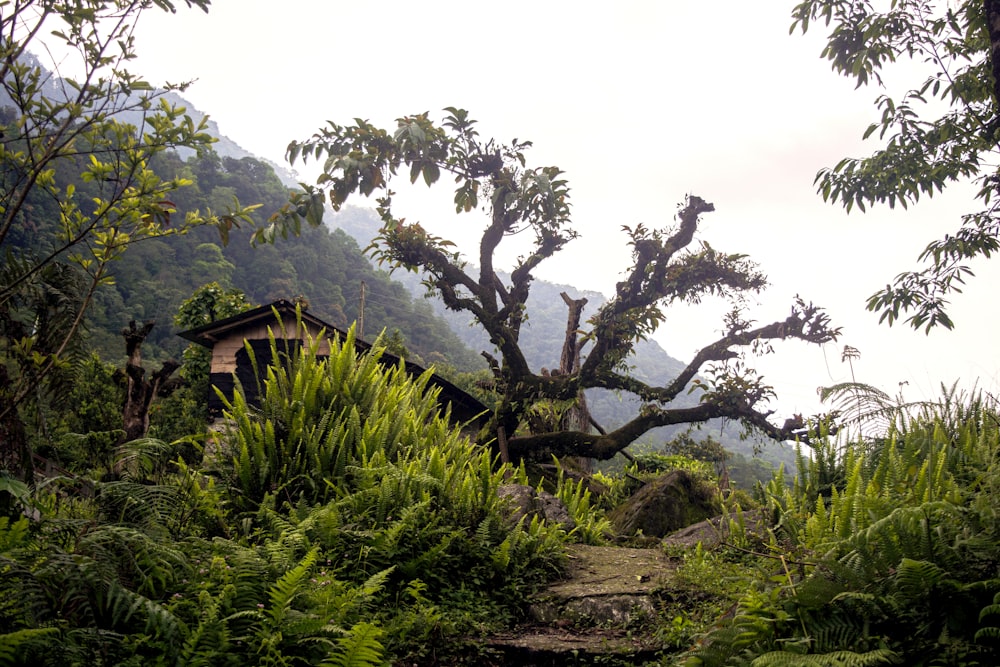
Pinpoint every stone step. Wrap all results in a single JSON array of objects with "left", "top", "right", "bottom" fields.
[
  {"left": 483, "top": 544, "right": 679, "bottom": 664},
  {"left": 485, "top": 627, "right": 663, "bottom": 665}
]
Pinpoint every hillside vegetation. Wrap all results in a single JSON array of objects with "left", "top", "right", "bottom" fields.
[
  {"left": 3, "top": 331, "right": 997, "bottom": 665},
  {"left": 87, "top": 150, "right": 487, "bottom": 372}
]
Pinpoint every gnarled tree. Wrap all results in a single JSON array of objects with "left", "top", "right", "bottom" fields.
[
  {"left": 117, "top": 320, "right": 180, "bottom": 445},
  {"left": 274, "top": 109, "right": 840, "bottom": 462}
]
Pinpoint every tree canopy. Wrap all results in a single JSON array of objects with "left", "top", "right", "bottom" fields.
[
  {"left": 792, "top": 0, "right": 1000, "bottom": 331},
  {"left": 279, "top": 109, "right": 841, "bottom": 463}
]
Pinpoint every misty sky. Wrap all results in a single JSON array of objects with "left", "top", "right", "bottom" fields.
[{"left": 99, "top": 1, "right": 1000, "bottom": 417}]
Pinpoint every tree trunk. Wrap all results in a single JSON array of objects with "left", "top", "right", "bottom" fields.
[
  {"left": 559, "top": 292, "right": 593, "bottom": 472},
  {"left": 119, "top": 320, "right": 179, "bottom": 444},
  {"left": 0, "top": 364, "right": 33, "bottom": 484}
]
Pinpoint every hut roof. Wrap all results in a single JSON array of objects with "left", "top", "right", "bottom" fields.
[{"left": 177, "top": 299, "right": 488, "bottom": 426}]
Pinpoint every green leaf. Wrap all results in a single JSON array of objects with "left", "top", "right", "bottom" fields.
[{"left": 422, "top": 162, "right": 440, "bottom": 186}]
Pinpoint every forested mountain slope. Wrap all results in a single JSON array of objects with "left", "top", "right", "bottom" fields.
[
  {"left": 2, "top": 56, "right": 479, "bottom": 372},
  {"left": 109, "top": 156, "right": 485, "bottom": 371},
  {"left": 3, "top": 138, "right": 484, "bottom": 372}
]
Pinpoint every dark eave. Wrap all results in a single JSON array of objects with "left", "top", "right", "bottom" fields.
[{"left": 177, "top": 299, "right": 349, "bottom": 348}]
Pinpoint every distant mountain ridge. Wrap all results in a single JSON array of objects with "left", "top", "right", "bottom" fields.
[{"left": 0, "top": 54, "right": 300, "bottom": 188}]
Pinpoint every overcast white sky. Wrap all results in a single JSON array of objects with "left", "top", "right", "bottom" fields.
[{"left": 116, "top": 0, "right": 999, "bottom": 418}]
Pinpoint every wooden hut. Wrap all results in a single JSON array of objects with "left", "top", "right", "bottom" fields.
[{"left": 177, "top": 299, "right": 488, "bottom": 428}]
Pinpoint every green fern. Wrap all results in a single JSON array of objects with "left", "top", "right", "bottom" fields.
[
  {"left": 751, "top": 648, "right": 899, "bottom": 666},
  {"left": 0, "top": 628, "right": 60, "bottom": 665},
  {"left": 320, "top": 621, "right": 385, "bottom": 667},
  {"left": 691, "top": 389, "right": 1000, "bottom": 665},
  {"left": 977, "top": 591, "right": 1000, "bottom": 644},
  {"left": 551, "top": 464, "right": 611, "bottom": 544},
  {"left": 0, "top": 516, "right": 30, "bottom": 552},
  {"left": 175, "top": 590, "right": 233, "bottom": 667},
  {"left": 818, "top": 381, "right": 932, "bottom": 439},
  {"left": 266, "top": 547, "right": 318, "bottom": 627},
  {"left": 220, "top": 321, "right": 464, "bottom": 513}
]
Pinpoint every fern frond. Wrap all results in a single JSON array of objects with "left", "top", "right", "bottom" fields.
[
  {"left": 267, "top": 547, "right": 318, "bottom": 626},
  {"left": 320, "top": 621, "right": 384, "bottom": 667},
  {"left": 751, "top": 648, "right": 899, "bottom": 666},
  {"left": 176, "top": 590, "right": 232, "bottom": 667},
  {"left": 111, "top": 585, "right": 183, "bottom": 645},
  {"left": 0, "top": 627, "right": 60, "bottom": 664}
]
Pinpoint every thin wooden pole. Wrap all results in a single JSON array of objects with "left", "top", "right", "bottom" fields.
[{"left": 358, "top": 281, "right": 366, "bottom": 338}]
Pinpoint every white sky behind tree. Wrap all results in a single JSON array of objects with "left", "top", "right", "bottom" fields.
[{"left": 77, "top": 0, "right": 999, "bottom": 418}]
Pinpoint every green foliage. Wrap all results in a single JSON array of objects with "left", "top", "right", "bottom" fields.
[
  {"left": 685, "top": 390, "right": 1000, "bottom": 665},
  {"left": 632, "top": 452, "right": 716, "bottom": 481},
  {"left": 0, "top": 274, "right": 562, "bottom": 663},
  {"left": 205, "top": 315, "right": 566, "bottom": 657},
  {"left": 791, "top": 0, "right": 1000, "bottom": 331},
  {"left": 549, "top": 466, "right": 612, "bottom": 545},
  {"left": 750, "top": 649, "right": 900, "bottom": 666},
  {"left": 656, "top": 544, "right": 769, "bottom": 653},
  {"left": 219, "top": 318, "right": 463, "bottom": 512},
  {"left": 175, "top": 282, "right": 253, "bottom": 386},
  {"left": 661, "top": 432, "right": 728, "bottom": 464},
  {"left": 0, "top": 0, "right": 261, "bottom": 459},
  {"left": 147, "top": 387, "right": 210, "bottom": 450},
  {"left": 977, "top": 591, "right": 1000, "bottom": 645},
  {"left": 0, "top": 477, "right": 400, "bottom": 665},
  {"left": 321, "top": 622, "right": 385, "bottom": 667},
  {"left": 61, "top": 354, "right": 124, "bottom": 435}
]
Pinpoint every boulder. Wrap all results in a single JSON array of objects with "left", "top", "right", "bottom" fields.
[
  {"left": 535, "top": 489, "right": 575, "bottom": 528},
  {"left": 607, "top": 469, "right": 720, "bottom": 538},
  {"left": 498, "top": 484, "right": 576, "bottom": 530}
]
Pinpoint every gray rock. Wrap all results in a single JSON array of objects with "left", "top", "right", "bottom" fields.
[
  {"left": 536, "top": 490, "right": 575, "bottom": 530},
  {"left": 497, "top": 484, "right": 576, "bottom": 530},
  {"left": 608, "top": 469, "right": 720, "bottom": 538},
  {"left": 497, "top": 484, "right": 536, "bottom": 526},
  {"left": 563, "top": 594, "right": 656, "bottom": 626}
]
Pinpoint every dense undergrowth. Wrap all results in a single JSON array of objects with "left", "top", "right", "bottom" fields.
[
  {"left": 679, "top": 390, "right": 1000, "bottom": 666},
  {"left": 3, "top": 319, "right": 999, "bottom": 666},
  {"left": 0, "top": 325, "right": 593, "bottom": 666}
]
